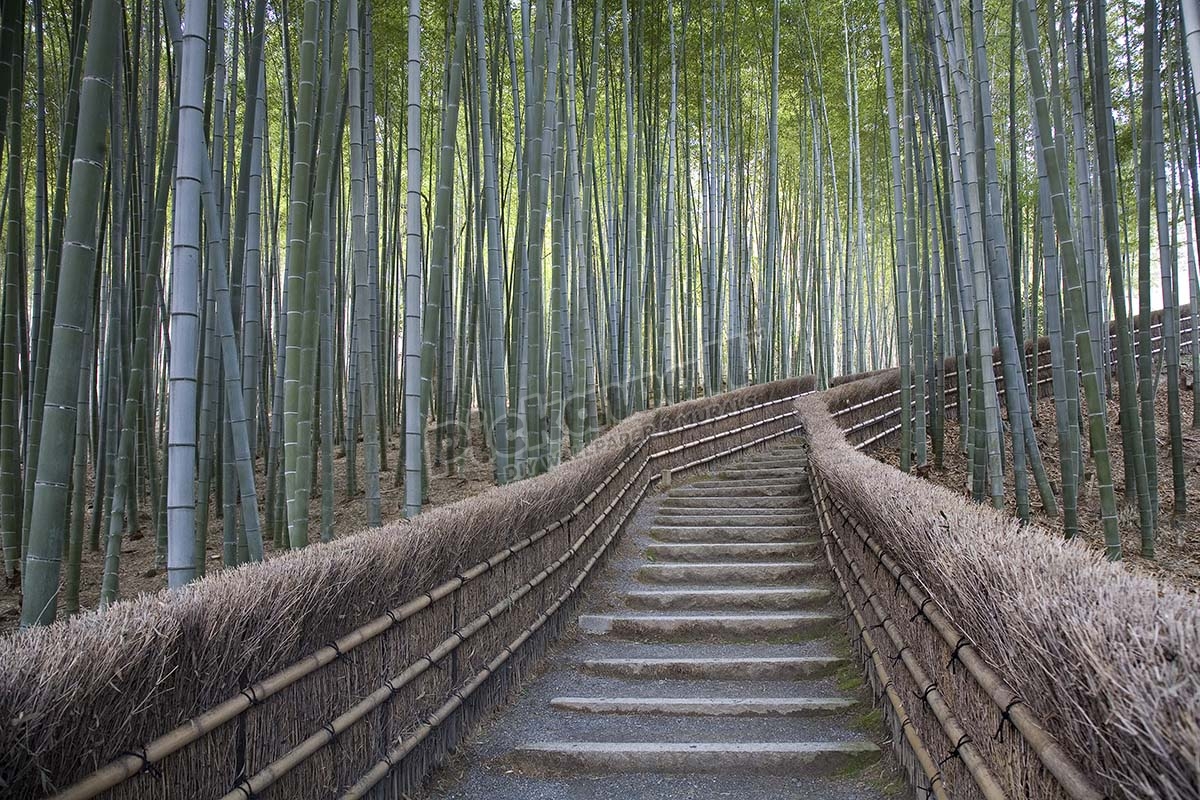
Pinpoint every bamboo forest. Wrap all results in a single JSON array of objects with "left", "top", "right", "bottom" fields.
[
  {"left": 1, "top": 0, "right": 1200, "bottom": 617},
  {"left": 2, "top": 0, "right": 1200, "bottom": 797}
]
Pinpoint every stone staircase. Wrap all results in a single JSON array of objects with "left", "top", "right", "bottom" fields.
[{"left": 422, "top": 442, "right": 898, "bottom": 800}]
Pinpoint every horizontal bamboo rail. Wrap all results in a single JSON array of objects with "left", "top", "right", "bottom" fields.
[
  {"left": 820, "top": 502, "right": 1006, "bottom": 798},
  {"left": 53, "top": 386, "right": 812, "bottom": 800},
  {"left": 843, "top": 313, "right": 1193, "bottom": 451},
  {"left": 808, "top": 467, "right": 1104, "bottom": 800},
  {"left": 338, "top": 476, "right": 656, "bottom": 800}
]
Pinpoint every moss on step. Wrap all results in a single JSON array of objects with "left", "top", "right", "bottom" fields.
[
  {"left": 853, "top": 757, "right": 909, "bottom": 796},
  {"left": 852, "top": 707, "right": 884, "bottom": 733},
  {"left": 835, "top": 663, "right": 865, "bottom": 693}
]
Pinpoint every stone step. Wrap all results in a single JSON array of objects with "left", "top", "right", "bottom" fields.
[
  {"left": 578, "top": 656, "right": 845, "bottom": 680},
  {"left": 656, "top": 506, "right": 810, "bottom": 518},
  {"left": 668, "top": 485, "right": 804, "bottom": 498},
  {"left": 644, "top": 542, "right": 819, "bottom": 562},
  {"left": 578, "top": 611, "right": 836, "bottom": 639},
  {"left": 656, "top": 509, "right": 811, "bottom": 521},
  {"left": 649, "top": 526, "right": 805, "bottom": 544},
  {"left": 653, "top": 513, "right": 809, "bottom": 527},
  {"left": 637, "top": 561, "right": 819, "bottom": 585},
  {"left": 623, "top": 587, "right": 830, "bottom": 611},
  {"left": 656, "top": 505, "right": 809, "bottom": 514},
  {"left": 719, "top": 468, "right": 800, "bottom": 480},
  {"left": 507, "top": 741, "right": 880, "bottom": 776},
  {"left": 548, "top": 696, "right": 856, "bottom": 717},
  {"left": 648, "top": 526, "right": 812, "bottom": 541},
  {"left": 738, "top": 457, "right": 806, "bottom": 467},
  {"left": 661, "top": 496, "right": 803, "bottom": 509},
  {"left": 689, "top": 478, "right": 804, "bottom": 490}
]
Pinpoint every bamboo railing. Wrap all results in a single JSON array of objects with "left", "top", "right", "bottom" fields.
[
  {"left": 48, "top": 383, "right": 809, "bottom": 800},
  {"left": 840, "top": 310, "right": 1194, "bottom": 451},
  {"left": 25, "top": 311, "right": 1196, "bottom": 800},
  {"left": 811, "top": 470, "right": 1102, "bottom": 800},
  {"left": 802, "top": 309, "right": 1199, "bottom": 800}
]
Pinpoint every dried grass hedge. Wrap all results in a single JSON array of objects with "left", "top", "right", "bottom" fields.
[
  {"left": 0, "top": 376, "right": 812, "bottom": 799},
  {"left": 799, "top": 387, "right": 1199, "bottom": 800}
]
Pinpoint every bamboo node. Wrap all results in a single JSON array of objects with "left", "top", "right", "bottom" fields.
[
  {"left": 227, "top": 777, "right": 253, "bottom": 800},
  {"left": 115, "top": 747, "right": 156, "bottom": 778},
  {"left": 330, "top": 641, "right": 346, "bottom": 661}
]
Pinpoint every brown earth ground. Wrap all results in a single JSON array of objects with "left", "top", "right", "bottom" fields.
[
  {"left": 0, "top": 412, "right": 506, "bottom": 633},
  {"left": 873, "top": 372, "right": 1200, "bottom": 593}
]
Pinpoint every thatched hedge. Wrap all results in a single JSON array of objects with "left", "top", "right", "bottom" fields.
[
  {"left": 0, "top": 376, "right": 812, "bottom": 799},
  {"left": 799, "top": 386, "right": 1199, "bottom": 800},
  {"left": 832, "top": 306, "right": 1197, "bottom": 453}
]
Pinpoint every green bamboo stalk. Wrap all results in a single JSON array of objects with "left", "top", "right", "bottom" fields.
[
  {"left": 282, "top": 0, "right": 320, "bottom": 547},
  {"left": 348, "top": 0, "right": 381, "bottom": 525},
  {"left": 1135, "top": 0, "right": 1161, "bottom": 536},
  {"left": 472, "top": 0, "right": 510, "bottom": 484},
  {"left": 20, "top": 0, "right": 120, "bottom": 626},
  {"left": 402, "top": 0, "right": 424, "bottom": 516},
  {"left": 1018, "top": 0, "right": 1122, "bottom": 557}
]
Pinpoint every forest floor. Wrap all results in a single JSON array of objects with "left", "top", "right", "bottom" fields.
[
  {"left": 873, "top": 373, "right": 1200, "bottom": 593},
  {"left": 0, "top": 413, "right": 499, "bottom": 633}
]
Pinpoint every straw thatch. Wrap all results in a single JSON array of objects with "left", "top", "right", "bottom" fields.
[
  {"left": 799, "top": 389, "right": 1199, "bottom": 800},
  {"left": 0, "top": 376, "right": 812, "bottom": 799}
]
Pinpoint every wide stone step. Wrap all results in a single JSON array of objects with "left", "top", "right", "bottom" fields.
[
  {"left": 656, "top": 508, "right": 810, "bottom": 520},
  {"left": 548, "top": 696, "right": 855, "bottom": 717},
  {"left": 653, "top": 513, "right": 809, "bottom": 527},
  {"left": 689, "top": 478, "right": 804, "bottom": 490},
  {"left": 656, "top": 507, "right": 810, "bottom": 519},
  {"left": 648, "top": 526, "right": 812, "bottom": 541},
  {"left": 738, "top": 457, "right": 806, "bottom": 467},
  {"left": 507, "top": 741, "right": 880, "bottom": 776},
  {"left": 623, "top": 587, "right": 830, "bottom": 611},
  {"left": 637, "top": 561, "right": 819, "bottom": 584},
  {"left": 669, "top": 485, "right": 804, "bottom": 498},
  {"left": 661, "top": 496, "right": 803, "bottom": 510},
  {"left": 719, "top": 469, "right": 800, "bottom": 480},
  {"left": 649, "top": 526, "right": 805, "bottom": 544},
  {"left": 656, "top": 506, "right": 809, "bottom": 515},
  {"left": 579, "top": 656, "right": 845, "bottom": 680},
  {"left": 577, "top": 612, "right": 836, "bottom": 639},
  {"left": 644, "top": 542, "right": 819, "bottom": 562}
]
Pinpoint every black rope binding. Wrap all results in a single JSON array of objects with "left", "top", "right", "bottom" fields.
[
  {"left": 240, "top": 685, "right": 262, "bottom": 707},
  {"left": 911, "top": 597, "right": 935, "bottom": 623},
  {"left": 947, "top": 637, "right": 971, "bottom": 673},
  {"left": 916, "top": 681, "right": 939, "bottom": 709},
  {"left": 226, "top": 777, "right": 254, "bottom": 800},
  {"left": 937, "top": 734, "right": 971, "bottom": 768},
  {"left": 994, "top": 697, "right": 1023, "bottom": 742},
  {"left": 329, "top": 639, "right": 357, "bottom": 666},
  {"left": 117, "top": 747, "right": 155, "bottom": 778}
]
